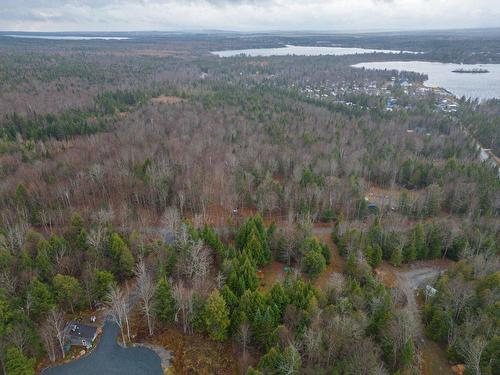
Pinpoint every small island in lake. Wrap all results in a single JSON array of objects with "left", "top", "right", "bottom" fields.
[{"left": 452, "top": 68, "right": 489, "bottom": 74}]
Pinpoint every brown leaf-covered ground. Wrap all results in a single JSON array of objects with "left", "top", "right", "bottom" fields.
[{"left": 137, "top": 327, "right": 239, "bottom": 375}]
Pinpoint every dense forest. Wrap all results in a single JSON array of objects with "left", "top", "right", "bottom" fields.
[{"left": 0, "top": 31, "right": 498, "bottom": 375}]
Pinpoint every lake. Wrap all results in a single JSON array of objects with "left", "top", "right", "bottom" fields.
[
  {"left": 352, "top": 61, "right": 500, "bottom": 100},
  {"left": 212, "top": 44, "right": 419, "bottom": 57},
  {"left": 42, "top": 321, "right": 162, "bottom": 375},
  {"left": 5, "top": 35, "right": 129, "bottom": 40}
]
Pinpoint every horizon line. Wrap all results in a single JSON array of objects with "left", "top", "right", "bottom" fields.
[{"left": 1, "top": 26, "right": 500, "bottom": 35}]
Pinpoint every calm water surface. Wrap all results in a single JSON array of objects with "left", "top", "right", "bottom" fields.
[
  {"left": 353, "top": 61, "right": 500, "bottom": 100},
  {"left": 212, "top": 45, "right": 419, "bottom": 57},
  {"left": 5, "top": 35, "right": 129, "bottom": 40}
]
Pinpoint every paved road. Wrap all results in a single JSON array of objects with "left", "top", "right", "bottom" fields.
[{"left": 42, "top": 321, "right": 163, "bottom": 375}]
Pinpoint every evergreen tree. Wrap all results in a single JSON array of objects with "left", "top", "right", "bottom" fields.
[
  {"left": 448, "top": 236, "right": 468, "bottom": 260},
  {"left": 285, "top": 279, "right": 314, "bottom": 311},
  {"left": 201, "top": 224, "right": 227, "bottom": 259},
  {"left": 426, "top": 308, "right": 449, "bottom": 342},
  {"left": 413, "top": 223, "right": 427, "bottom": 260},
  {"left": 92, "top": 270, "right": 116, "bottom": 301},
  {"left": 108, "top": 233, "right": 134, "bottom": 278},
  {"left": 370, "top": 245, "right": 383, "bottom": 268},
  {"left": 390, "top": 247, "right": 403, "bottom": 267},
  {"left": 320, "top": 243, "right": 331, "bottom": 265},
  {"left": 302, "top": 249, "right": 326, "bottom": 278},
  {"left": 237, "top": 290, "right": 266, "bottom": 324},
  {"left": 49, "top": 235, "right": 69, "bottom": 257},
  {"left": 346, "top": 252, "right": 358, "bottom": 277},
  {"left": 428, "top": 226, "right": 443, "bottom": 259},
  {"left": 365, "top": 245, "right": 374, "bottom": 265},
  {"left": 367, "top": 302, "right": 392, "bottom": 336},
  {"left": 35, "top": 240, "right": 53, "bottom": 281},
  {"left": 244, "top": 231, "right": 265, "bottom": 267},
  {"left": 204, "top": 289, "right": 230, "bottom": 341},
  {"left": 52, "top": 274, "right": 83, "bottom": 313},
  {"left": 0, "top": 247, "right": 13, "bottom": 272},
  {"left": 14, "top": 184, "right": 29, "bottom": 208},
  {"left": 367, "top": 217, "right": 383, "bottom": 249},
  {"left": 403, "top": 234, "right": 417, "bottom": 263},
  {"left": 236, "top": 215, "right": 271, "bottom": 266},
  {"left": 228, "top": 255, "right": 258, "bottom": 296},
  {"left": 5, "top": 347, "right": 35, "bottom": 375},
  {"left": 268, "top": 283, "right": 289, "bottom": 317},
  {"left": 154, "top": 278, "right": 176, "bottom": 323},
  {"left": 220, "top": 285, "right": 238, "bottom": 312},
  {"left": 68, "top": 212, "right": 85, "bottom": 243},
  {"left": 253, "top": 306, "right": 278, "bottom": 350},
  {"left": 258, "top": 347, "right": 283, "bottom": 373},
  {"left": 401, "top": 339, "right": 416, "bottom": 368},
  {"left": 75, "top": 228, "right": 89, "bottom": 253},
  {"left": 0, "top": 292, "right": 12, "bottom": 339},
  {"left": 246, "top": 367, "right": 263, "bottom": 375},
  {"left": 29, "top": 280, "right": 54, "bottom": 318},
  {"left": 119, "top": 246, "right": 134, "bottom": 277}
]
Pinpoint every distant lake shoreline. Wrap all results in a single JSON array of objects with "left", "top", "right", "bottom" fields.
[
  {"left": 211, "top": 44, "right": 421, "bottom": 57},
  {"left": 5, "top": 35, "right": 130, "bottom": 40},
  {"left": 352, "top": 61, "right": 500, "bottom": 100}
]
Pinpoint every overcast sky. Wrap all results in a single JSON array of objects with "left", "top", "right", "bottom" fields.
[{"left": 1, "top": 0, "right": 499, "bottom": 32}]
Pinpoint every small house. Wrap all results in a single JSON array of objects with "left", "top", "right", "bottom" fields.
[
  {"left": 424, "top": 285, "right": 438, "bottom": 302},
  {"left": 65, "top": 321, "right": 98, "bottom": 349}
]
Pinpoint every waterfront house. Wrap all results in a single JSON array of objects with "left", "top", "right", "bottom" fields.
[{"left": 65, "top": 321, "right": 98, "bottom": 349}]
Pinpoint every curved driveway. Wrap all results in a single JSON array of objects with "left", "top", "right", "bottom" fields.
[{"left": 42, "top": 321, "right": 162, "bottom": 375}]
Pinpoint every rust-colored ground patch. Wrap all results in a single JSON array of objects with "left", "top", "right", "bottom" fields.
[
  {"left": 151, "top": 96, "right": 185, "bottom": 105},
  {"left": 259, "top": 260, "right": 287, "bottom": 291},
  {"left": 141, "top": 327, "right": 238, "bottom": 375},
  {"left": 375, "top": 262, "right": 400, "bottom": 288}
]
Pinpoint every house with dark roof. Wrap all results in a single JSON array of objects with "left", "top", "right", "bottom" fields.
[{"left": 65, "top": 321, "right": 98, "bottom": 349}]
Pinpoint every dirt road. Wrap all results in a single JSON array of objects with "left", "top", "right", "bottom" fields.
[
  {"left": 392, "top": 263, "right": 454, "bottom": 375},
  {"left": 394, "top": 266, "right": 442, "bottom": 332}
]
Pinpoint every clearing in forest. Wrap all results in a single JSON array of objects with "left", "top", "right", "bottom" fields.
[
  {"left": 376, "top": 261, "right": 454, "bottom": 375},
  {"left": 151, "top": 96, "right": 185, "bottom": 105}
]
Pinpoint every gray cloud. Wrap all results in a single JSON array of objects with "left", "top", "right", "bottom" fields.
[{"left": 1, "top": 0, "right": 499, "bottom": 32}]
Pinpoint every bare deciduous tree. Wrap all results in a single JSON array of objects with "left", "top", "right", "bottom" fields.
[
  {"left": 161, "top": 206, "right": 181, "bottom": 233},
  {"left": 172, "top": 281, "right": 194, "bottom": 334},
  {"left": 279, "top": 343, "right": 301, "bottom": 375},
  {"left": 39, "top": 321, "right": 57, "bottom": 362},
  {"left": 107, "top": 286, "right": 131, "bottom": 346},
  {"left": 384, "top": 311, "right": 417, "bottom": 371},
  {"left": 47, "top": 308, "right": 67, "bottom": 359},
  {"left": 238, "top": 321, "right": 251, "bottom": 357},
  {"left": 135, "top": 259, "right": 156, "bottom": 336},
  {"left": 175, "top": 225, "right": 211, "bottom": 288},
  {"left": 459, "top": 336, "right": 487, "bottom": 375}
]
